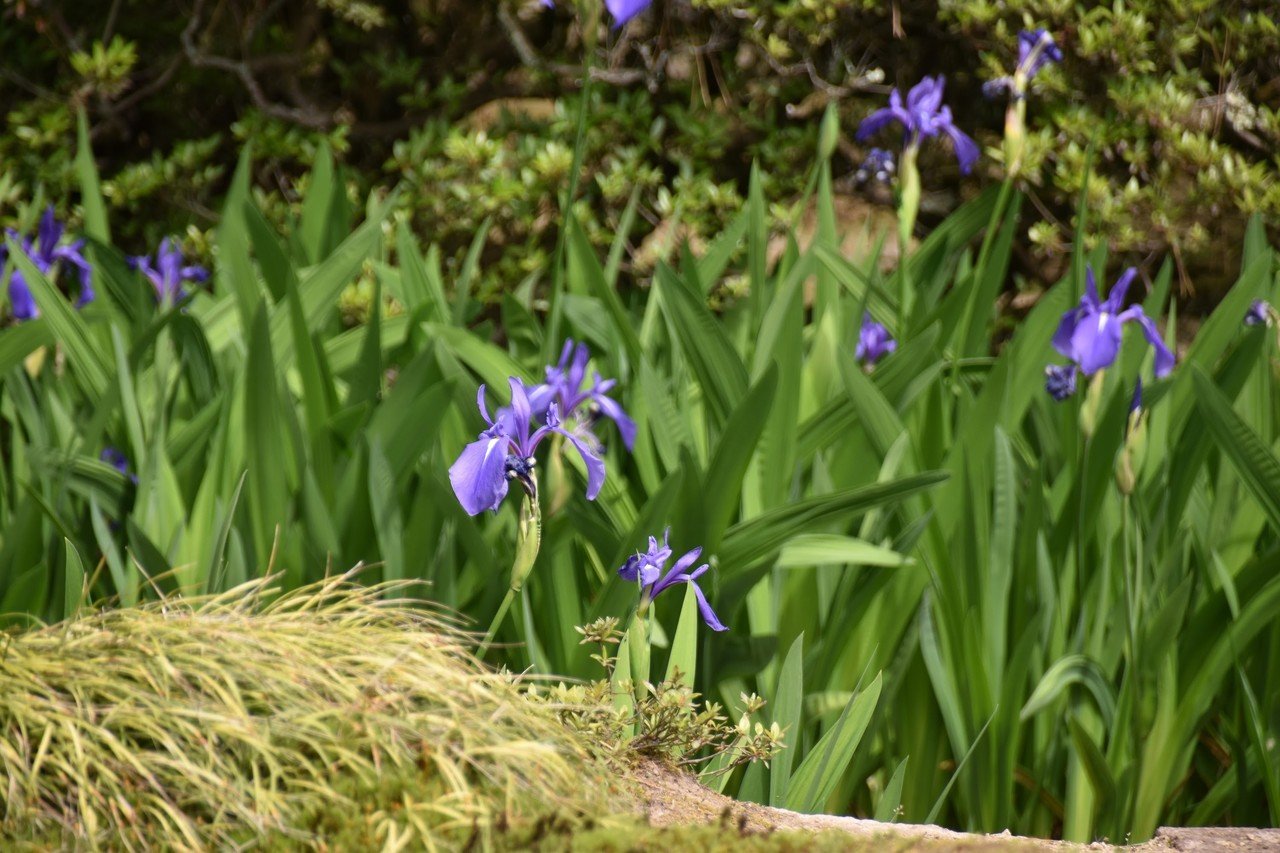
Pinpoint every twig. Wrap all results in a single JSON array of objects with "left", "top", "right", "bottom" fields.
[{"left": 180, "top": 0, "right": 333, "bottom": 129}]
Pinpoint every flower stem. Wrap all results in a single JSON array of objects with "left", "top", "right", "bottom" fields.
[
  {"left": 477, "top": 485, "right": 542, "bottom": 661},
  {"left": 477, "top": 585, "right": 518, "bottom": 660}
]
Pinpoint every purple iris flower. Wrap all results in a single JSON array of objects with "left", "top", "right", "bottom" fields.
[
  {"left": 855, "top": 312, "right": 897, "bottom": 367},
  {"left": 618, "top": 528, "right": 727, "bottom": 632},
  {"left": 541, "top": 0, "right": 652, "bottom": 27},
  {"left": 527, "top": 339, "right": 636, "bottom": 450},
  {"left": 855, "top": 148, "right": 896, "bottom": 184},
  {"left": 1051, "top": 266, "right": 1175, "bottom": 378},
  {"left": 1, "top": 207, "right": 93, "bottom": 320},
  {"left": 129, "top": 237, "right": 209, "bottom": 302},
  {"left": 856, "top": 75, "right": 980, "bottom": 175},
  {"left": 1044, "top": 364, "right": 1079, "bottom": 401},
  {"left": 449, "top": 377, "right": 605, "bottom": 516},
  {"left": 101, "top": 447, "right": 139, "bottom": 484},
  {"left": 984, "top": 29, "right": 1062, "bottom": 100},
  {"left": 1018, "top": 29, "right": 1062, "bottom": 80},
  {"left": 1245, "top": 299, "right": 1271, "bottom": 326}
]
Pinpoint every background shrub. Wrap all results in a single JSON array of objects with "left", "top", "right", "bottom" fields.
[{"left": 3, "top": 0, "right": 1276, "bottom": 303}]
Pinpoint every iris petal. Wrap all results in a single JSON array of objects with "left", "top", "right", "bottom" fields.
[
  {"left": 856, "top": 107, "right": 906, "bottom": 140},
  {"left": 943, "top": 125, "right": 981, "bottom": 175},
  {"left": 552, "top": 426, "right": 606, "bottom": 500},
  {"left": 690, "top": 583, "right": 729, "bottom": 632},
  {"left": 605, "top": 0, "right": 650, "bottom": 26},
  {"left": 1103, "top": 268, "right": 1138, "bottom": 315},
  {"left": 1120, "top": 306, "right": 1176, "bottom": 378},
  {"left": 592, "top": 393, "right": 637, "bottom": 450},
  {"left": 448, "top": 436, "right": 510, "bottom": 515},
  {"left": 1071, "top": 311, "right": 1123, "bottom": 375}
]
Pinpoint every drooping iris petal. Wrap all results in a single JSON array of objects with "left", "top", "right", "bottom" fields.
[
  {"left": 9, "top": 275, "right": 38, "bottom": 321},
  {"left": 1119, "top": 306, "right": 1176, "bottom": 378},
  {"left": 942, "top": 123, "right": 980, "bottom": 175},
  {"left": 592, "top": 392, "right": 637, "bottom": 450},
  {"left": 605, "top": 0, "right": 651, "bottom": 26},
  {"left": 551, "top": 424, "right": 606, "bottom": 500},
  {"left": 689, "top": 583, "right": 728, "bottom": 632},
  {"left": 449, "top": 435, "right": 510, "bottom": 516},
  {"left": 651, "top": 546, "right": 703, "bottom": 599}
]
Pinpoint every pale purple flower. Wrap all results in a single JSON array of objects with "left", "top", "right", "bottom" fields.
[
  {"left": 449, "top": 378, "right": 605, "bottom": 516},
  {"left": 2, "top": 207, "right": 93, "bottom": 320},
  {"left": 1044, "top": 363, "right": 1079, "bottom": 401},
  {"left": 1051, "top": 266, "right": 1174, "bottom": 378},
  {"left": 1245, "top": 299, "right": 1271, "bottom": 326},
  {"left": 855, "top": 312, "right": 897, "bottom": 367},
  {"left": 129, "top": 237, "right": 208, "bottom": 302},
  {"left": 619, "top": 528, "right": 727, "bottom": 632},
  {"left": 856, "top": 75, "right": 980, "bottom": 174},
  {"left": 527, "top": 339, "right": 636, "bottom": 450}
]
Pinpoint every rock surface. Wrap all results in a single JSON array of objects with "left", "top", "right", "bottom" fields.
[{"left": 633, "top": 759, "right": 1280, "bottom": 852}]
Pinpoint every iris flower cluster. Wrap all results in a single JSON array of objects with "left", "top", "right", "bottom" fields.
[
  {"left": 981, "top": 28, "right": 1062, "bottom": 176},
  {"left": 129, "top": 237, "right": 208, "bottom": 303},
  {"left": 854, "top": 149, "right": 896, "bottom": 185},
  {"left": 449, "top": 339, "right": 629, "bottom": 516},
  {"left": 1, "top": 208, "right": 94, "bottom": 320},
  {"left": 856, "top": 75, "right": 980, "bottom": 176},
  {"left": 1045, "top": 266, "right": 1175, "bottom": 401},
  {"left": 618, "top": 529, "right": 726, "bottom": 631}
]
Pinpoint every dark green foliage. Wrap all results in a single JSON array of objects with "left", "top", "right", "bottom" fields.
[{"left": 3, "top": 0, "right": 1276, "bottom": 300}]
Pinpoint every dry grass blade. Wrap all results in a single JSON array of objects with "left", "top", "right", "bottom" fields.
[{"left": 0, "top": 575, "right": 615, "bottom": 850}]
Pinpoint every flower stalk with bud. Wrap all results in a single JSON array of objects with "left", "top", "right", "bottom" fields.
[
  {"left": 856, "top": 76, "right": 978, "bottom": 318},
  {"left": 984, "top": 29, "right": 1063, "bottom": 177}
]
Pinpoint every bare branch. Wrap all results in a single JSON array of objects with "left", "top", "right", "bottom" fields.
[{"left": 179, "top": 0, "right": 333, "bottom": 129}]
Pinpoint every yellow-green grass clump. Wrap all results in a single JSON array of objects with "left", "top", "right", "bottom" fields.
[{"left": 0, "top": 576, "right": 617, "bottom": 850}]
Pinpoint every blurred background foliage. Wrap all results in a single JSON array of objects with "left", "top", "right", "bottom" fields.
[{"left": 2, "top": 0, "right": 1277, "bottom": 306}]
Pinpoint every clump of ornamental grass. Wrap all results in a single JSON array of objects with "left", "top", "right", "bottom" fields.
[{"left": 0, "top": 574, "right": 618, "bottom": 850}]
